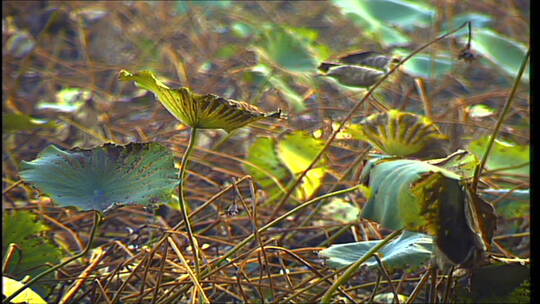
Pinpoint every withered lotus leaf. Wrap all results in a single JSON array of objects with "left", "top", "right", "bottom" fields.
[{"left": 119, "top": 70, "right": 282, "bottom": 132}]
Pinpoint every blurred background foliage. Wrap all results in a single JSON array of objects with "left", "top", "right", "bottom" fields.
[
  {"left": 3, "top": 0, "right": 530, "bottom": 184},
  {"left": 3, "top": 1, "right": 529, "bottom": 303}
]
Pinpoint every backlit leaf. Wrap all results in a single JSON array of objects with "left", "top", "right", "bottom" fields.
[
  {"left": 295, "top": 167, "right": 326, "bottom": 200},
  {"left": 176, "top": 0, "right": 231, "bottom": 14},
  {"left": 331, "top": 0, "right": 433, "bottom": 46},
  {"left": 120, "top": 70, "right": 282, "bottom": 132},
  {"left": 245, "top": 132, "right": 328, "bottom": 201},
  {"left": 468, "top": 104, "right": 496, "bottom": 118},
  {"left": 468, "top": 137, "right": 529, "bottom": 176},
  {"left": 232, "top": 22, "right": 255, "bottom": 38},
  {"left": 2, "top": 276, "right": 47, "bottom": 304},
  {"left": 245, "top": 137, "right": 290, "bottom": 195},
  {"left": 374, "top": 293, "right": 409, "bottom": 304},
  {"left": 446, "top": 13, "right": 493, "bottom": 32},
  {"left": 350, "top": 110, "right": 449, "bottom": 158},
  {"left": 276, "top": 131, "right": 327, "bottom": 174}
]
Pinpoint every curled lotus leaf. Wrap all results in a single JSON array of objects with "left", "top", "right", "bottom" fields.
[
  {"left": 361, "top": 158, "right": 495, "bottom": 266},
  {"left": 323, "top": 65, "right": 385, "bottom": 88},
  {"left": 318, "top": 51, "right": 398, "bottom": 88},
  {"left": 337, "top": 51, "right": 398, "bottom": 70},
  {"left": 119, "top": 70, "right": 283, "bottom": 132},
  {"left": 352, "top": 110, "right": 449, "bottom": 158}
]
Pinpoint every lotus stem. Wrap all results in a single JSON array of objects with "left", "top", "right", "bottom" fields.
[{"left": 177, "top": 127, "right": 201, "bottom": 276}]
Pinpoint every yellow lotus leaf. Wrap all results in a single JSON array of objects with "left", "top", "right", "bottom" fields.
[{"left": 119, "top": 70, "right": 282, "bottom": 132}]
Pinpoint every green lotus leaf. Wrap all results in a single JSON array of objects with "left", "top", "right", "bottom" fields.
[
  {"left": 176, "top": 1, "right": 232, "bottom": 15},
  {"left": 247, "top": 64, "right": 306, "bottom": 112},
  {"left": 468, "top": 137, "right": 529, "bottom": 176},
  {"left": 245, "top": 137, "right": 291, "bottom": 196},
  {"left": 3, "top": 210, "right": 63, "bottom": 295},
  {"left": 481, "top": 189, "right": 529, "bottom": 219},
  {"left": 376, "top": 24, "right": 411, "bottom": 46},
  {"left": 340, "top": 11, "right": 412, "bottom": 47},
  {"left": 331, "top": 0, "right": 436, "bottom": 29},
  {"left": 232, "top": 22, "right": 255, "bottom": 38},
  {"left": 320, "top": 231, "right": 434, "bottom": 271},
  {"left": 351, "top": 110, "right": 449, "bottom": 158},
  {"left": 400, "top": 54, "right": 455, "bottom": 79},
  {"left": 470, "top": 29, "right": 529, "bottom": 81},
  {"left": 331, "top": 0, "right": 433, "bottom": 46},
  {"left": 361, "top": 158, "right": 491, "bottom": 265},
  {"left": 245, "top": 131, "right": 328, "bottom": 201},
  {"left": 3, "top": 211, "right": 62, "bottom": 272},
  {"left": 446, "top": 13, "right": 493, "bottom": 32},
  {"left": 255, "top": 24, "right": 319, "bottom": 73},
  {"left": 119, "top": 70, "right": 282, "bottom": 132},
  {"left": 20, "top": 142, "right": 179, "bottom": 212}
]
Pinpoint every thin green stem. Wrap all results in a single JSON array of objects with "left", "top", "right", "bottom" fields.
[
  {"left": 320, "top": 229, "right": 403, "bottom": 303},
  {"left": 471, "top": 48, "right": 530, "bottom": 191},
  {"left": 3, "top": 211, "right": 101, "bottom": 304},
  {"left": 178, "top": 127, "right": 201, "bottom": 276}
]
